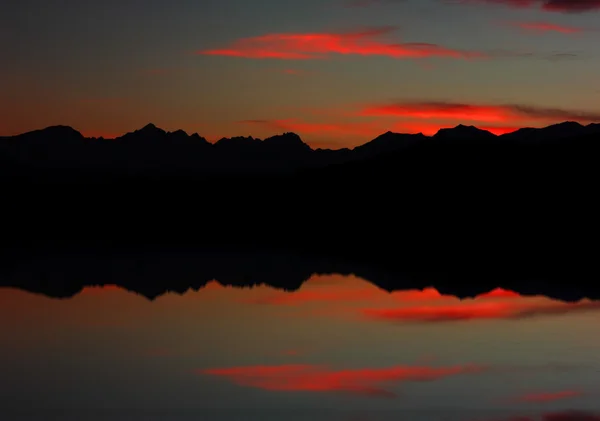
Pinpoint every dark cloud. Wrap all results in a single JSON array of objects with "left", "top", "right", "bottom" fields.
[{"left": 457, "top": 0, "right": 600, "bottom": 13}]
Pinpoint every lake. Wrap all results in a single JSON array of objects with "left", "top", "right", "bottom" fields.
[{"left": 1, "top": 263, "right": 599, "bottom": 421}]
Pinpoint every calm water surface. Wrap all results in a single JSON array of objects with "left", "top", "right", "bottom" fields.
[{"left": 1, "top": 273, "right": 599, "bottom": 421}]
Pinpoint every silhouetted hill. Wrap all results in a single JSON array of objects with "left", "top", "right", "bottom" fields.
[
  {"left": 434, "top": 124, "right": 496, "bottom": 141},
  {"left": 3, "top": 121, "right": 599, "bottom": 177},
  {"left": 1, "top": 120, "right": 600, "bottom": 288},
  {"left": 352, "top": 131, "right": 425, "bottom": 160},
  {"left": 500, "top": 121, "right": 598, "bottom": 143}
]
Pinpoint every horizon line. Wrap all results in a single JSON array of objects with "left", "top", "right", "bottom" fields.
[{"left": 2, "top": 120, "right": 597, "bottom": 150}]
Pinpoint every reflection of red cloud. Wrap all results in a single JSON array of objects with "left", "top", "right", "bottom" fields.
[
  {"left": 391, "top": 288, "right": 446, "bottom": 301},
  {"left": 516, "top": 390, "right": 583, "bottom": 403},
  {"left": 363, "top": 300, "right": 600, "bottom": 323},
  {"left": 199, "top": 28, "right": 483, "bottom": 60},
  {"left": 392, "top": 287, "right": 521, "bottom": 301},
  {"left": 477, "top": 288, "right": 521, "bottom": 299},
  {"left": 513, "top": 22, "right": 583, "bottom": 34},
  {"left": 200, "top": 363, "right": 486, "bottom": 397}
]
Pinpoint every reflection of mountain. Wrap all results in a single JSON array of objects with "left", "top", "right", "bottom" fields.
[{"left": 0, "top": 247, "right": 598, "bottom": 302}]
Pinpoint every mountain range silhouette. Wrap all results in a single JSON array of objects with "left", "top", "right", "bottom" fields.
[
  {"left": 1, "top": 121, "right": 599, "bottom": 291},
  {"left": 2, "top": 121, "right": 600, "bottom": 176}
]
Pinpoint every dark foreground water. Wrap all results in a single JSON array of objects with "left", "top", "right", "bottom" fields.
[{"left": 1, "top": 272, "right": 599, "bottom": 421}]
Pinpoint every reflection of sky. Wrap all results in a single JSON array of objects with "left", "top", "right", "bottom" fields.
[{"left": 0, "top": 275, "right": 599, "bottom": 421}]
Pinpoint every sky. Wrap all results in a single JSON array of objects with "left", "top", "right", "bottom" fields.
[{"left": 2, "top": 0, "right": 600, "bottom": 148}]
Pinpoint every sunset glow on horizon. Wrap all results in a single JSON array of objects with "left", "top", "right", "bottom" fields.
[{"left": 2, "top": 0, "right": 600, "bottom": 148}]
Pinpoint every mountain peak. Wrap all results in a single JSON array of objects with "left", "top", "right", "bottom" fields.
[
  {"left": 23, "top": 125, "right": 85, "bottom": 140},
  {"left": 137, "top": 123, "right": 167, "bottom": 134},
  {"left": 434, "top": 125, "right": 496, "bottom": 139},
  {"left": 44, "top": 125, "right": 83, "bottom": 135},
  {"left": 141, "top": 123, "right": 158, "bottom": 131},
  {"left": 546, "top": 121, "right": 583, "bottom": 129},
  {"left": 169, "top": 129, "right": 188, "bottom": 136},
  {"left": 263, "top": 132, "right": 312, "bottom": 151}
]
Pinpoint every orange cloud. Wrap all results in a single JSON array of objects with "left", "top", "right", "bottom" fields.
[
  {"left": 199, "top": 27, "right": 484, "bottom": 60},
  {"left": 515, "top": 390, "right": 584, "bottom": 403},
  {"left": 512, "top": 21, "right": 583, "bottom": 33},
  {"left": 363, "top": 300, "right": 600, "bottom": 323},
  {"left": 199, "top": 363, "right": 486, "bottom": 397}
]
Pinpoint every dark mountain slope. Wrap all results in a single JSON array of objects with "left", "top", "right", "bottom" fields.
[{"left": 1, "top": 121, "right": 599, "bottom": 282}]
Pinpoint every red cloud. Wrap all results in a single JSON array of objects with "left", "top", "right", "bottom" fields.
[
  {"left": 199, "top": 27, "right": 484, "bottom": 60},
  {"left": 363, "top": 103, "right": 514, "bottom": 122},
  {"left": 515, "top": 390, "right": 584, "bottom": 403},
  {"left": 363, "top": 300, "right": 600, "bottom": 323},
  {"left": 361, "top": 102, "right": 600, "bottom": 125},
  {"left": 199, "top": 363, "right": 486, "bottom": 397},
  {"left": 465, "top": 0, "right": 600, "bottom": 13},
  {"left": 511, "top": 21, "right": 583, "bottom": 33}
]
